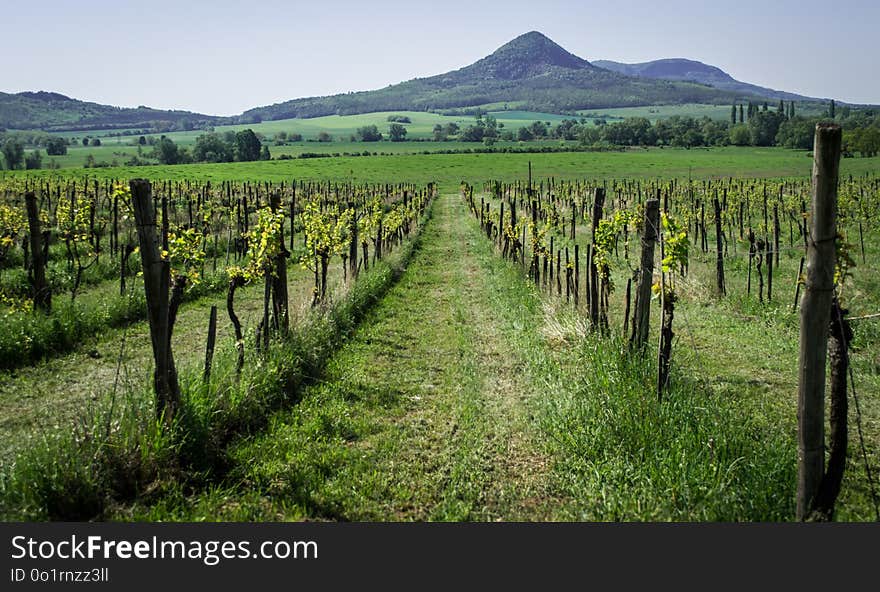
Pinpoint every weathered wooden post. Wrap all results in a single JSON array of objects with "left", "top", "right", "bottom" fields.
[
  {"left": 589, "top": 187, "right": 605, "bottom": 328},
  {"left": 25, "top": 192, "right": 51, "bottom": 313},
  {"left": 204, "top": 305, "right": 218, "bottom": 382},
  {"left": 713, "top": 194, "right": 726, "bottom": 296},
  {"left": 270, "top": 192, "right": 290, "bottom": 335},
  {"left": 797, "top": 123, "right": 841, "bottom": 521},
  {"left": 629, "top": 198, "right": 659, "bottom": 350},
  {"left": 130, "top": 179, "right": 180, "bottom": 421}
]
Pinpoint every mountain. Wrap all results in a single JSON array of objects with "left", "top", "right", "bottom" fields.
[
  {"left": 239, "top": 32, "right": 757, "bottom": 122},
  {"left": 593, "top": 58, "right": 814, "bottom": 102},
  {"left": 0, "top": 91, "right": 224, "bottom": 132}
]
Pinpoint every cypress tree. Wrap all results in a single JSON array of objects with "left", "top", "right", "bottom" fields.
[
  {"left": 778, "top": 99, "right": 785, "bottom": 115},
  {"left": 790, "top": 102, "right": 796, "bottom": 118},
  {"left": 829, "top": 99, "right": 836, "bottom": 119},
  {"left": 738, "top": 104, "right": 744, "bottom": 123},
  {"left": 731, "top": 104, "right": 737, "bottom": 125}
]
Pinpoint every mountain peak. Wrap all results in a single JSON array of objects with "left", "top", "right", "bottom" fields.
[
  {"left": 593, "top": 58, "right": 809, "bottom": 101},
  {"left": 462, "top": 31, "right": 591, "bottom": 80}
]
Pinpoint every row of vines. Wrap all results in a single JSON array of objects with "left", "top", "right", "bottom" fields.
[
  {"left": 463, "top": 148, "right": 879, "bottom": 520},
  {"left": 0, "top": 176, "right": 434, "bottom": 371}
]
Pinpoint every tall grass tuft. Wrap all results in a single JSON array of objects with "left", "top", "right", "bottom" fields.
[{"left": 539, "top": 333, "right": 796, "bottom": 521}]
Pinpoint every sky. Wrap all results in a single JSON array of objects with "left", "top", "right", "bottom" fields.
[{"left": 4, "top": 0, "right": 878, "bottom": 115}]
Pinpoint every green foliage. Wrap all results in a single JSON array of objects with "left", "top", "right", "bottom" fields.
[
  {"left": 660, "top": 213, "right": 689, "bottom": 273},
  {"left": 388, "top": 123, "right": 407, "bottom": 142},
  {"left": 748, "top": 110, "right": 786, "bottom": 146},
  {"left": 2, "top": 140, "right": 24, "bottom": 170},
  {"left": 192, "top": 133, "right": 234, "bottom": 163},
  {"left": 234, "top": 129, "right": 262, "bottom": 162},
  {"left": 153, "top": 136, "right": 186, "bottom": 165},
  {"left": 166, "top": 227, "right": 205, "bottom": 285},
  {"left": 356, "top": 125, "right": 383, "bottom": 142},
  {"left": 775, "top": 117, "right": 816, "bottom": 149},
  {"left": 24, "top": 150, "right": 42, "bottom": 170},
  {"left": 728, "top": 124, "right": 751, "bottom": 146},
  {"left": 593, "top": 209, "right": 639, "bottom": 289},
  {"left": 45, "top": 136, "right": 68, "bottom": 155}
]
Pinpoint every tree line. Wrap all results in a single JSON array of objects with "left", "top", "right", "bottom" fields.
[{"left": 430, "top": 102, "right": 879, "bottom": 154}]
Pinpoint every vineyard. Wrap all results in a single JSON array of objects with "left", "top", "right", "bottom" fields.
[{"left": 0, "top": 131, "right": 877, "bottom": 522}]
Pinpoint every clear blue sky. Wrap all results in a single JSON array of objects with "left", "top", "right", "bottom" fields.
[{"left": 4, "top": 0, "right": 878, "bottom": 115}]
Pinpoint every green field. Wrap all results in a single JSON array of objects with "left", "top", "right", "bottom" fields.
[
  {"left": 15, "top": 146, "right": 880, "bottom": 193},
  {"left": 22, "top": 102, "right": 845, "bottom": 171},
  {"left": 28, "top": 110, "right": 582, "bottom": 169}
]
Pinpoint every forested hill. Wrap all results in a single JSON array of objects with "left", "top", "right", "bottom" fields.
[
  {"left": 0, "top": 91, "right": 224, "bottom": 132},
  {"left": 238, "top": 32, "right": 754, "bottom": 122},
  {"left": 592, "top": 58, "right": 814, "bottom": 102}
]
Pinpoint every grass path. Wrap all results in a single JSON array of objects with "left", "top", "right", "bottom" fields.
[{"left": 134, "top": 193, "right": 565, "bottom": 521}]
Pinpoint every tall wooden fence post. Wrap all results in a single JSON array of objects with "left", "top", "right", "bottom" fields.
[
  {"left": 797, "top": 123, "right": 841, "bottom": 520},
  {"left": 629, "top": 198, "right": 659, "bottom": 350},
  {"left": 25, "top": 192, "right": 51, "bottom": 313},
  {"left": 130, "top": 179, "right": 180, "bottom": 421}
]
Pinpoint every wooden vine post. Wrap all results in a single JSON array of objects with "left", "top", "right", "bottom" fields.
[
  {"left": 202, "top": 305, "right": 218, "bottom": 383},
  {"left": 796, "top": 123, "right": 841, "bottom": 521},
  {"left": 25, "top": 192, "right": 51, "bottom": 313},
  {"left": 713, "top": 194, "right": 726, "bottom": 295},
  {"left": 589, "top": 187, "right": 605, "bottom": 328},
  {"left": 130, "top": 179, "right": 181, "bottom": 421},
  {"left": 270, "top": 192, "right": 290, "bottom": 335},
  {"left": 629, "top": 197, "right": 659, "bottom": 350}
]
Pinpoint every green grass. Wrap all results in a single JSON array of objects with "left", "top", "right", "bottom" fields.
[
  {"left": 116, "top": 192, "right": 560, "bottom": 521},
  {"left": 0, "top": 201, "right": 431, "bottom": 520},
  {"left": 13, "top": 147, "right": 880, "bottom": 194},
  {"left": 107, "top": 192, "right": 841, "bottom": 521}
]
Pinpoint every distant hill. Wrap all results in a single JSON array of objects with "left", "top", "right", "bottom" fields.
[
  {"left": 239, "top": 32, "right": 757, "bottom": 122},
  {"left": 4, "top": 32, "right": 838, "bottom": 131},
  {"left": 593, "top": 58, "right": 815, "bottom": 102},
  {"left": 0, "top": 91, "right": 224, "bottom": 132}
]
